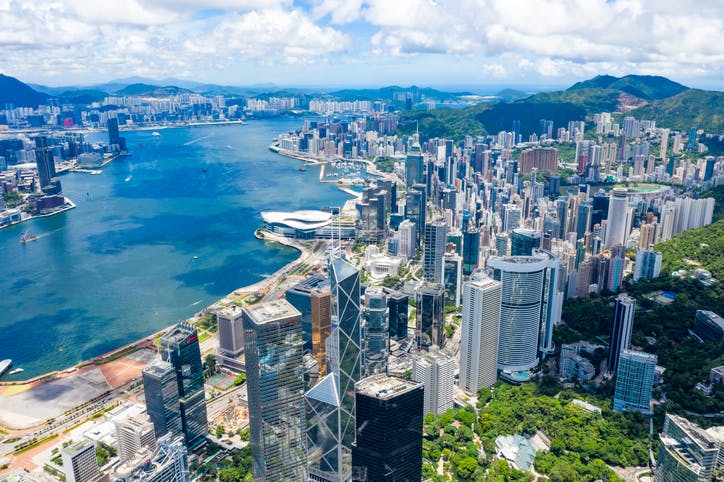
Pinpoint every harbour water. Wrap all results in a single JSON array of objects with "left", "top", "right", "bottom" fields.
[{"left": 0, "top": 118, "right": 350, "bottom": 379}]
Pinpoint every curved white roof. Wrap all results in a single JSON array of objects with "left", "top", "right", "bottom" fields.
[{"left": 262, "top": 210, "right": 333, "bottom": 230}]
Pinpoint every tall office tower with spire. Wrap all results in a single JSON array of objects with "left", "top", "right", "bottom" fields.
[
  {"left": 351, "top": 375, "right": 424, "bottom": 482},
  {"left": 160, "top": 323, "right": 207, "bottom": 449},
  {"left": 308, "top": 258, "right": 363, "bottom": 481},
  {"left": 608, "top": 294, "right": 636, "bottom": 374},
  {"left": 363, "top": 286, "right": 388, "bottom": 377},
  {"left": 460, "top": 275, "right": 502, "bottom": 393},
  {"left": 423, "top": 219, "right": 447, "bottom": 284},
  {"left": 604, "top": 188, "right": 630, "bottom": 248},
  {"left": 489, "top": 250, "right": 562, "bottom": 377},
  {"left": 405, "top": 141, "right": 424, "bottom": 188},
  {"left": 243, "top": 300, "right": 307, "bottom": 482}
]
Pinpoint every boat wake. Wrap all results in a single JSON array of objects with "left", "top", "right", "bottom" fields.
[
  {"left": 183, "top": 135, "right": 211, "bottom": 146},
  {"left": 124, "top": 175, "right": 132, "bottom": 182}
]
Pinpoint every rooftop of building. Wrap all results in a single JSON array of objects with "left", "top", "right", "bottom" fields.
[
  {"left": 160, "top": 322, "right": 196, "bottom": 346},
  {"left": 142, "top": 361, "right": 174, "bottom": 377},
  {"left": 243, "top": 299, "right": 301, "bottom": 325},
  {"left": 667, "top": 414, "right": 724, "bottom": 446},
  {"left": 215, "top": 304, "right": 244, "bottom": 319},
  {"left": 415, "top": 347, "right": 454, "bottom": 366},
  {"left": 620, "top": 348, "right": 657, "bottom": 363},
  {"left": 288, "top": 273, "right": 329, "bottom": 294},
  {"left": 697, "top": 310, "right": 724, "bottom": 329},
  {"left": 261, "top": 210, "right": 333, "bottom": 231},
  {"left": 62, "top": 438, "right": 95, "bottom": 457},
  {"left": 356, "top": 374, "right": 421, "bottom": 400}
]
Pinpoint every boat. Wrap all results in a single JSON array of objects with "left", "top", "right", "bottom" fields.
[
  {"left": 202, "top": 168, "right": 208, "bottom": 173},
  {"left": 152, "top": 131, "right": 161, "bottom": 137},
  {"left": 20, "top": 230, "right": 37, "bottom": 243},
  {"left": 8, "top": 368, "right": 23, "bottom": 376},
  {"left": 0, "top": 359, "right": 12, "bottom": 377},
  {"left": 299, "top": 165, "right": 307, "bottom": 172}
]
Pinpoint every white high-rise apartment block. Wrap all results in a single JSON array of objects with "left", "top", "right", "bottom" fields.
[
  {"left": 113, "top": 407, "right": 157, "bottom": 463},
  {"left": 460, "top": 274, "right": 502, "bottom": 393},
  {"left": 604, "top": 188, "right": 630, "bottom": 248},
  {"left": 412, "top": 346, "right": 456, "bottom": 415},
  {"left": 398, "top": 219, "right": 417, "bottom": 259},
  {"left": 62, "top": 439, "right": 100, "bottom": 482}
]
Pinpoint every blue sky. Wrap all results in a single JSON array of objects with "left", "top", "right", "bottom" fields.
[{"left": 0, "top": 0, "right": 722, "bottom": 90}]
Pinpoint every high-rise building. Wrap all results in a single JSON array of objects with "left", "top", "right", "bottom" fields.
[
  {"left": 113, "top": 408, "right": 156, "bottom": 463},
  {"left": 442, "top": 253, "right": 463, "bottom": 307},
  {"left": 323, "top": 258, "right": 363, "bottom": 479},
  {"left": 654, "top": 414, "right": 724, "bottom": 482},
  {"left": 495, "top": 232, "right": 509, "bottom": 257},
  {"left": 142, "top": 362, "right": 182, "bottom": 441},
  {"left": 61, "top": 439, "right": 101, "bottom": 482},
  {"left": 160, "top": 323, "right": 208, "bottom": 449},
  {"left": 306, "top": 373, "right": 344, "bottom": 482},
  {"left": 501, "top": 204, "right": 522, "bottom": 233},
  {"left": 397, "top": 219, "right": 417, "bottom": 259},
  {"left": 108, "top": 117, "right": 121, "bottom": 146},
  {"left": 404, "top": 188, "right": 426, "bottom": 245},
  {"left": 34, "top": 137, "right": 57, "bottom": 189},
  {"left": 415, "top": 282, "right": 445, "bottom": 350},
  {"left": 608, "top": 293, "right": 636, "bottom": 374},
  {"left": 510, "top": 228, "right": 541, "bottom": 256},
  {"left": 633, "top": 248, "right": 662, "bottom": 282},
  {"left": 489, "top": 250, "right": 562, "bottom": 376},
  {"left": 286, "top": 274, "right": 329, "bottom": 352},
  {"left": 423, "top": 219, "right": 447, "bottom": 284},
  {"left": 412, "top": 346, "right": 456, "bottom": 415},
  {"left": 113, "top": 434, "right": 190, "bottom": 482},
  {"left": 462, "top": 228, "right": 481, "bottom": 275},
  {"left": 243, "top": 300, "right": 307, "bottom": 482},
  {"left": 692, "top": 310, "right": 724, "bottom": 342},
  {"left": 363, "top": 286, "right": 388, "bottom": 377},
  {"left": 405, "top": 142, "right": 424, "bottom": 188},
  {"left": 613, "top": 349, "right": 657, "bottom": 415},
  {"left": 215, "top": 305, "right": 245, "bottom": 370},
  {"left": 351, "top": 375, "right": 424, "bottom": 482},
  {"left": 604, "top": 188, "right": 630, "bottom": 248},
  {"left": 311, "top": 286, "right": 332, "bottom": 376},
  {"left": 460, "top": 275, "right": 502, "bottom": 393},
  {"left": 638, "top": 223, "right": 658, "bottom": 249},
  {"left": 387, "top": 292, "right": 409, "bottom": 341}
]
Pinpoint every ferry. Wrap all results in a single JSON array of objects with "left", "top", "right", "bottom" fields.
[
  {"left": 20, "top": 230, "right": 37, "bottom": 243},
  {"left": 0, "top": 359, "right": 12, "bottom": 377},
  {"left": 152, "top": 131, "right": 161, "bottom": 137},
  {"left": 8, "top": 368, "right": 23, "bottom": 376}
]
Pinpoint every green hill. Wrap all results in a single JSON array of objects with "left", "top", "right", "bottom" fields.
[
  {"left": 569, "top": 74, "right": 687, "bottom": 100},
  {"left": 59, "top": 89, "right": 108, "bottom": 105},
  {"left": 0, "top": 73, "right": 49, "bottom": 107},
  {"left": 655, "top": 219, "right": 724, "bottom": 278},
  {"left": 115, "top": 83, "right": 192, "bottom": 96},
  {"left": 630, "top": 89, "right": 724, "bottom": 133}
]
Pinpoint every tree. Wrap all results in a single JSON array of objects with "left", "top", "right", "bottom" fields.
[
  {"left": 455, "top": 456, "right": 479, "bottom": 480},
  {"left": 204, "top": 354, "right": 217, "bottom": 378}
]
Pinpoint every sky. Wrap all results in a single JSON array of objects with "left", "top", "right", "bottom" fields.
[{"left": 0, "top": 0, "right": 723, "bottom": 90}]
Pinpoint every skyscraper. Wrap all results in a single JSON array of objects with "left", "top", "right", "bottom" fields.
[
  {"left": 113, "top": 408, "right": 156, "bottom": 463},
  {"left": 608, "top": 293, "right": 635, "bottom": 374},
  {"left": 442, "top": 252, "right": 463, "bottom": 307},
  {"left": 423, "top": 219, "right": 447, "bottom": 284},
  {"left": 405, "top": 141, "right": 424, "bottom": 188},
  {"left": 142, "top": 361, "right": 182, "bottom": 441},
  {"left": 363, "top": 286, "right": 388, "bottom": 377},
  {"left": 412, "top": 346, "right": 455, "bottom": 415},
  {"left": 216, "top": 305, "right": 245, "bottom": 364},
  {"left": 351, "top": 375, "right": 424, "bottom": 482},
  {"left": 604, "top": 188, "right": 630, "bottom": 248},
  {"left": 655, "top": 414, "right": 724, "bottom": 482},
  {"left": 160, "top": 323, "right": 208, "bottom": 449},
  {"left": 286, "top": 274, "right": 329, "bottom": 352},
  {"left": 415, "top": 282, "right": 445, "bottom": 350},
  {"left": 326, "top": 258, "right": 363, "bottom": 478},
  {"left": 404, "top": 188, "right": 426, "bottom": 245},
  {"left": 462, "top": 228, "right": 481, "bottom": 275},
  {"left": 510, "top": 228, "right": 541, "bottom": 256},
  {"left": 387, "top": 292, "right": 409, "bottom": 341},
  {"left": 311, "top": 286, "right": 332, "bottom": 376},
  {"left": 460, "top": 274, "right": 502, "bottom": 393},
  {"left": 633, "top": 248, "right": 662, "bottom": 282},
  {"left": 108, "top": 117, "right": 120, "bottom": 146},
  {"left": 489, "top": 250, "right": 562, "bottom": 376},
  {"left": 397, "top": 219, "right": 417, "bottom": 259},
  {"left": 243, "top": 300, "right": 307, "bottom": 482},
  {"left": 113, "top": 434, "right": 190, "bottom": 482},
  {"left": 613, "top": 349, "right": 657, "bottom": 415},
  {"left": 61, "top": 440, "right": 100, "bottom": 482}
]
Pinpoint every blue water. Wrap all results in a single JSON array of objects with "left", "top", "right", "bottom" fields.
[{"left": 0, "top": 119, "right": 350, "bottom": 378}]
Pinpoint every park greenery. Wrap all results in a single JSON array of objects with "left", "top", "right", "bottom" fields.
[
  {"left": 654, "top": 219, "right": 724, "bottom": 279},
  {"left": 421, "top": 382, "right": 648, "bottom": 481}
]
